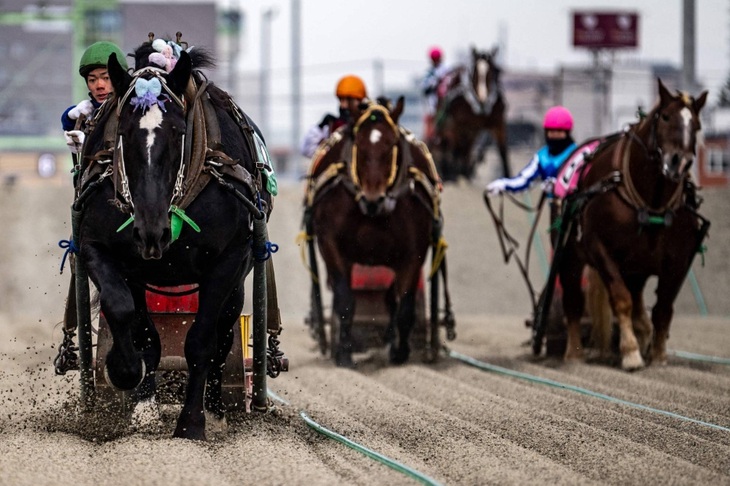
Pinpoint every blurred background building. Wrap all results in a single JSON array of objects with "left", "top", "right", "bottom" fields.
[{"left": 0, "top": 0, "right": 727, "bottom": 185}]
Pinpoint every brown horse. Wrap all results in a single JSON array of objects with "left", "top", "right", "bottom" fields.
[
  {"left": 304, "top": 98, "right": 448, "bottom": 367},
  {"left": 557, "top": 79, "right": 709, "bottom": 370},
  {"left": 429, "top": 46, "right": 510, "bottom": 181}
]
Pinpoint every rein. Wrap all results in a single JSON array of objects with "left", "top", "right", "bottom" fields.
[{"left": 483, "top": 190, "right": 547, "bottom": 310}]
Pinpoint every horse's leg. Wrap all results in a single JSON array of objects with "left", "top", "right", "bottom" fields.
[
  {"left": 205, "top": 284, "right": 243, "bottom": 416},
  {"left": 204, "top": 284, "right": 244, "bottom": 436},
  {"left": 388, "top": 289, "right": 416, "bottom": 365},
  {"left": 651, "top": 273, "right": 684, "bottom": 366},
  {"left": 598, "top": 263, "right": 644, "bottom": 371},
  {"left": 130, "top": 285, "right": 160, "bottom": 401},
  {"left": 383, "top": 283, "right": 397, "bottom": 344},
  {"left": 586, "top": 267, "right": 612, "bottom": 360},
  {"left": 174, "top": 253, "right": 246, "bottom": 441},
  {"left": 494, "top": 124, "right": 510, "bottom": 178},
  {"left": 389, "top": 268, "right": 421, "bottom": 365},
  {"left": 85, "top": 246, "right": 146, "bottom": 390},
  {"left": 128, "top": 285, "right": 163, "bottom": 431},
  {"left": 331, "top": 270, "right": 356, "bottom": 368},
  {"left": 627, "top": 276, "right": 652, "bottom": 361},
  {"left": 559, "top": 251, "right": 586, "bottom": 362}
]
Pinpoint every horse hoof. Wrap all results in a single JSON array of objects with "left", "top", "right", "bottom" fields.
[
  {"left": 563, "top": 348, "right": 584, "bottom": 363},
  {"left": 621, "top": 350, "right": 645, "bottom": 371},
  {"left": 389, "top": 346, "right": 410, "bottom": 365},
  {"left": 173, "top": 424, "right": 206, "bottom": 441},
  {"left": 104, "top": 357, "right": 146, "bottom": 391},
  {"left": 205, "top": 411, "right": 228, "bottom": 440},
  {"left": 423, "top": 349, "right": 438, "bottom": 364},
  {"left": 335, "top": 351, "right": 355, "bottom": 368},
  {"left": 131, "top": 397, "right": 163, "bottom": 433}
]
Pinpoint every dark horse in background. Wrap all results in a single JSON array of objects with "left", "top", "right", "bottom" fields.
[
  {"left": 429, "top": 46, "right": 510, "bottom": 181},
  {"left": 76, "top": 42, "right": 272, "bottom": 440},
  {"left": 305, "top": 98, "right": 449, "bottom": 367},
  {"left": 557, "top": 79, "right": 708, "bottom": 370}
]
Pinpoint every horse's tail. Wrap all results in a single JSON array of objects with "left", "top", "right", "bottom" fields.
[{"left": 586, "top": 266, "right": 612, "bottom": 356}]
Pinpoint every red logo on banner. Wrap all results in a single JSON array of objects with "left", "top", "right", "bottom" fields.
[{"left": 573, "top": 12, "right": 639, "bottom": 49}]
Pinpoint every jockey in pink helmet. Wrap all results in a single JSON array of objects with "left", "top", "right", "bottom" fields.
[
  {"left": 486, "top": 105, "right": 577, "bottom": 197},
  {"left": 543, "top": 105, "right": 574, "bottom": 131},
  {"left": 485, "top": 105, "right": 577, "bottom": 246},
  {"left": 422, "top": 46, "right": 450, "bottom": 140},
  {"left": 429, "top": 47, "right": 443, "bottom": 62}
]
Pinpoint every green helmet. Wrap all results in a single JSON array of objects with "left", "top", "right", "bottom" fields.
[{"left": 79, "top": 41, "right": 128, "bottom": 78}]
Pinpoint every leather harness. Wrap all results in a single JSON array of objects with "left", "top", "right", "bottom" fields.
[{"left": 77, "top": 69, "right": 260, "bottom": 215}]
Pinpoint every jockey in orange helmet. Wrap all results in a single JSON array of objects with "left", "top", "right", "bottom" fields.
[{"left": 300, "top": 74, "right": 369, "bottom": 158}]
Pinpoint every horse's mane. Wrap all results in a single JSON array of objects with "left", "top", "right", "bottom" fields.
[{"left": 131, "top": 40, "right": 216, "bottom": 71}]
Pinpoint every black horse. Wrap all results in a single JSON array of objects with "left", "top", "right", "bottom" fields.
[{"left": 75, "top": 43, "right": 273, "bottom": 440}]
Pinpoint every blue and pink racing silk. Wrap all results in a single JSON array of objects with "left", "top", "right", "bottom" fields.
[
  {"left": 554, "top": 139, "right": 602, "bottom": 199},
  {"left": 499, "top": 142, "right": 577, "bottom": 194}
]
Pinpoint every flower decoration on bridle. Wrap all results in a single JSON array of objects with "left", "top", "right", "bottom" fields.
[
  {"left": 147, "top": 33, "right": 188, "bottom": 73},
  {"left": 130, "top": 77, "right": 170, "bottom": 114}
]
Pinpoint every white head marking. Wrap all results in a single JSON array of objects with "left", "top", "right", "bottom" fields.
[
  {"left": 476, "top": 59, "right": 488, "bottom": 102},
  {"left": 680, "top": 106, "right": 692, "bottom": 150},
  {"left": 139, "top": 104, "right": 163, "bottom": 165},
  {"left": 369, "top": 129, "right": 382, "bottom": 145}
]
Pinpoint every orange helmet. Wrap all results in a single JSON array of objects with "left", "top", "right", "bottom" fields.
[{"left": 335, "top": 75, "right": 367, "bottom": 100}]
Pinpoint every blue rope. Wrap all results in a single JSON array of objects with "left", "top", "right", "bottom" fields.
[
  {"left": 253, "top": 240, "right": 279, "bottom": 262},
  {"left": 58, "top": 239, "right": 78, "bottom": 274}
]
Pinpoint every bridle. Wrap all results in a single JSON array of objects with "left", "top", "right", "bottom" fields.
[
  {"left": 113, "top": 66, "right": 190, "bottom": 233},
  {"left": 614, "top": 99, "right": 699, "bottom": 217},
  {"left": 350, "top": 104, "right": 400, "bottom": 190}
]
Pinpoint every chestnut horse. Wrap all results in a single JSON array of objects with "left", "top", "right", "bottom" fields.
[
  {"left": 429, "top": 46, "right": 510, "bottom": 181},
  {"left": 557, "top": 79, "right": 708, "bottom": 370},
  {"left": 304, "top": 98, "right": 448, "bottom": 367}
]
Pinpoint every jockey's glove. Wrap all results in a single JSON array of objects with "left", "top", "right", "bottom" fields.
[
  {"left": 486, "top": 179, "right": 507, "bottom": 196},
  {"left": 64, "top": 130, "right": 85, "bottom": 154},
  {"left": 541, "top": 177, "right": 556, "bottom": 194},
  {"left": 319, "top": 113, "right": 336, "bottom": 128},
  {"left": 68, "top": 100, "right": 93, "bottom": 120}
]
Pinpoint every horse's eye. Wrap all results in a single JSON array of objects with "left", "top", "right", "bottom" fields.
[{"left": 661, "top": 113, "right": 670, "bottom": 122}]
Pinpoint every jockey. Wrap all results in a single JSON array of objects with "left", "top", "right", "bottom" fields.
[
  {"left": 486, "top": 106, "right": 577, "bottom": 198},
  {"left": 61, "top": 41, "right": 128, "bottom": 153},
  {"left": 300, "top": 74, "right": 369, "bottom": 158},
  {"left": 421, "top": 46, "right": 450, "bottom": 116},
  {"left": 486, "top": 106, "right": 577, "bottom": 246}
]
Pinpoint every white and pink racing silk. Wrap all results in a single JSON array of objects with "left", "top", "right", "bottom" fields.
[{"left": 554, "top": 139, "right": 602, "bottom": 199}]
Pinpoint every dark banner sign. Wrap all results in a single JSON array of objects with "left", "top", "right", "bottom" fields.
[{"left": 573, "top": 11, "right": 639, "bottom": 49}]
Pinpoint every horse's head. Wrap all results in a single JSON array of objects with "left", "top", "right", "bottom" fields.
[
  {"left": 653, "top": 78, "right": 708, "bottom": 180},
  {"left": 351, "top": 97, "right": 404, "bottom": 216},
  {"left": 108, "top": 50, "right": 192, "bottom": 259},
  {"left": 470, "top": 46, "right": 501, "bottom": 104}
]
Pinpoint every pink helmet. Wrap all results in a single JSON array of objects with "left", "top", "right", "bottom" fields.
[
  {"left": 429, "top": 46, "right": 443, "bottom": 62},
  {"left": 543, "top": 106, "right": 574, "bottom": 131}
]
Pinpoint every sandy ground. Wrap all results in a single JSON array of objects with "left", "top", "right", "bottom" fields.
[{"left": 0, "top": 151, "right": 728, "bottom": 486}]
